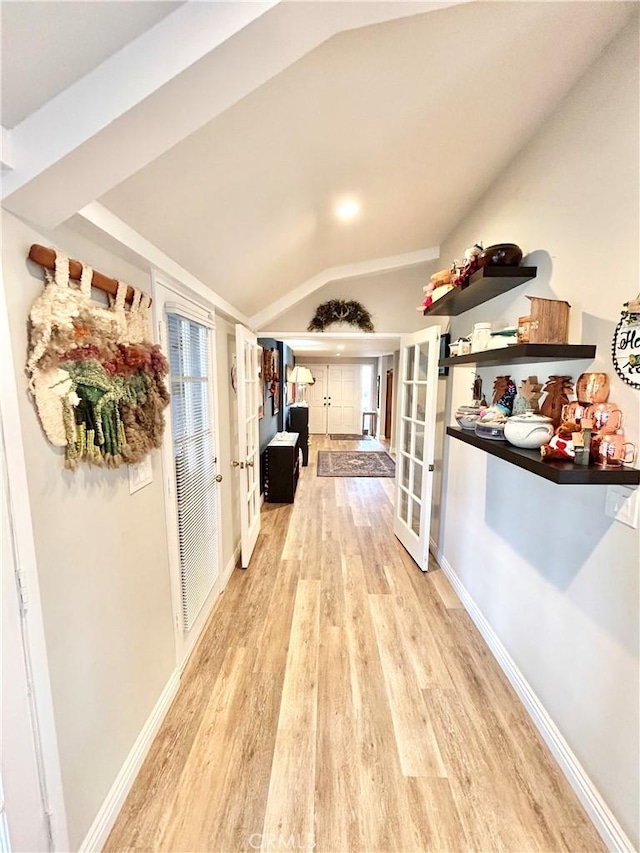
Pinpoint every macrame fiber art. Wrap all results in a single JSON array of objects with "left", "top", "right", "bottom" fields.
[{"left": 27, "top": 253, "right": 169, "bottom": 469}]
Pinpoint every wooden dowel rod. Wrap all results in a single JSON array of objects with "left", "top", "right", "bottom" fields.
[{"left": 27, "top": 244, "right": 151, "bottom": 305}]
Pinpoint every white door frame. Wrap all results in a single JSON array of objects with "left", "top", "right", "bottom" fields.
[
  {"left": 0, "top": 280, "right": 69, "bottom": 850},
  {"left": 393, "top": 325, "right": 441, "bottom": 571},
  {"left": 153, "top": 274, "right": 225, "bottom": 669}
]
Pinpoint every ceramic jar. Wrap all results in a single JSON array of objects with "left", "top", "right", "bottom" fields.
[
  {"left": 504, "top": 413, "right": 555, "bottom": 449},
  {"left": 471, "top": 322, "right": 492, "bottom": 352}
]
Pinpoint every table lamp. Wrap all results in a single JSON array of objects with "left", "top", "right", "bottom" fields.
[{"left": 290, "top": 366, "right": 314, "bottom": 404}]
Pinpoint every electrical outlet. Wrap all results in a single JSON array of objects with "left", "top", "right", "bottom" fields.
[{"left": 605, "top": 485, "right": 639, "bottom": 529}]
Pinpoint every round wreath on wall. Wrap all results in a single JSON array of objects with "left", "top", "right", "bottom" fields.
[
  {"left": 611, "top": 295, "right": 640, "bottom": 390},
  {"left": 308, "top": 299, "right": 374, "bottom": 333}
]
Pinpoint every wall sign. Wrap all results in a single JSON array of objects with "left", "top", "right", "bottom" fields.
[{"left": 612, "top": 296, "right": 640, "bottom": 390}]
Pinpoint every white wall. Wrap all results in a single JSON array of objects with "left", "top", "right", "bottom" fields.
[
  {"left": 435, "top": 17, "right": 639, "bottom": 846},
  {"left": 269, "top": 263, "right": 438, "bottom": 333},
  {"left": 2, "top": 212, "right": 176, "bottom": 848},
  {"left": 1, "top": 211, "right": 243, "bottom": 848}
]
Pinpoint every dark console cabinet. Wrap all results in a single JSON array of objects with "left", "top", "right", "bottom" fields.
[
  {"left": 287, "top": 406, "right": 309, "bottom": 466},
  {"left": 265, "top": 432, "right": 300, "bottom": 503}
]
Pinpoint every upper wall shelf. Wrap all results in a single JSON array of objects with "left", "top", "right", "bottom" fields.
[
  {"left": 423, "top": 266, "right": 537, "bottom": 316},
  {"left": 439, "top": 343, "right": 596, "bottom": 368}
]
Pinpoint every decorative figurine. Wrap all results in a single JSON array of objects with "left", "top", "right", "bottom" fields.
[
  {"left": 540, "top": 375, "right": 574, "bottom": 428},
  {"left": 512, "top": 375, "right": 543, "bottom": 414},
  {"left": 492, "top": 375, "right": 517, "bottom": 415},
  {"left": 472, "top": 373, "right": 487, "bottom": 406}
]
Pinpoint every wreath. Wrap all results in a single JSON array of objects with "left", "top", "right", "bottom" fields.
[
  {"left": 308, "top": 299, "right": 374, "bottom": 333},
  {"left": 611, "top": 295, "right": 640, "bottom": 390}
]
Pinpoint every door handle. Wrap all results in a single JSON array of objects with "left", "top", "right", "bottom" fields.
[
  {"left": 246, "top": 459, "right": 254, "bottom": 467},
  {"left": 215, "top": 474, "right": 223, "bottom": 482},
  {"left": 232, "top": 460, "right": 244, "bottom": 469}
]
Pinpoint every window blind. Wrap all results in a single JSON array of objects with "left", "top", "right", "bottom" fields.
[{"left": 167, "top": 313, "right": 219, "bottom": 631}]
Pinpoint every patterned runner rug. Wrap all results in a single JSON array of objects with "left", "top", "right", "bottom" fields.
[
  {"left": 317, "top": 451, "right": 395, "bottom": 478},
  {"left": 329, "top": 434, "right": 371, "bottom": 441}
]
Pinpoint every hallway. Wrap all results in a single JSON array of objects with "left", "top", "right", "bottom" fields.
[{"left": 105, "top": 437, "right": 604, "bottom": 853}]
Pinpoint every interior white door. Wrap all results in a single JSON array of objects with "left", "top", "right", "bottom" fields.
[
  {"left": 393, "top": 326, "right": 441, "bottom": 571},
  {"left": 307, "top": 365, "right": 327, "bottom": 434},
  {"left": 235, "top": 324, "right": 261, "bottom": 568},
  {"left": 2, "top": 462, "right": 52, "bottom": 852},
  {"left": 156, "top": 284, "right": 225, "bottom": 667},
  {"left": 327, "top": 365, "right": 362, "bottom": 434}
]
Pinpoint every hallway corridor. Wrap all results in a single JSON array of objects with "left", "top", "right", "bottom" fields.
[{"left": 105, "top": 437, "right": 604, "bottom": 853}]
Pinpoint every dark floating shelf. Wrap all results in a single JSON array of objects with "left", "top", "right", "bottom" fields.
[
  {"left": 424, "top": 266, "right": 537, "bottom": 317},
  {"left": 439, "top": 343, "right": 596, "bottom": 368},
  {"left": 446, "top": 427, "right": 640, "bottom": 486}
]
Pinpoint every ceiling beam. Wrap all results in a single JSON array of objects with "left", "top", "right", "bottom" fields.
[
  {"left": 1, "top": 2, "right": 278, "bottom": 205},
  {"left": 1, "top": 126, "right": 13, "bottom": 171},
  {"left": 250, "top": 246, "right": 440, "bottom": 330},
  {"left": 2, "top": 1, "right": 470, "bottom": 229}
]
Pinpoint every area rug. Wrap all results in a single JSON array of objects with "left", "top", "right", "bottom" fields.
[
  {"left": 329, "top": 434, "right": 371, "bottom": 441},
  {"left": 317, "top": 451, "right": 395, "bottom": 478}
]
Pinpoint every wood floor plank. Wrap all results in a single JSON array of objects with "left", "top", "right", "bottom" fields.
[
  {"left": 276, "top": 579, "right": 320, "bottom": 733},
  {"left": 105, "top": 435, "right": 607, "bottom": 853},
  {"left": 314, "top": 626, "right": 360, "bottom": 853},
  {"left": 369, "top": 593, "right": 447, "bottom": 778},
  {"left": 428, "top": 566, "right": 463, "bottom": 610}
]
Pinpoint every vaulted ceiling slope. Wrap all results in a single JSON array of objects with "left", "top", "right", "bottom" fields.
[{"left": 1, "top": 2, "right": 634, "bottom": 322}]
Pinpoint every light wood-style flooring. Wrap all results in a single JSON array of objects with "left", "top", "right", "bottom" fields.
[{"left": 106, "top": 436, "right": 605, "bottom": 852}]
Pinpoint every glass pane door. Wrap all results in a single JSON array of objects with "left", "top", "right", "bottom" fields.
[
  {"left": 393, "top": 326, "right": 440, "bottom": 570},
  {"left": 235, "top": 324, "right": 261, "bottom": 568}
]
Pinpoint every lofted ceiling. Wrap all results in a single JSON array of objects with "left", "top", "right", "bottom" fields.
[
  {"left": 0, "top": 1, "right": 182, "bottom": 128},
  {"left": 1, "top": 1, "right": 636, "bottom": 344}
]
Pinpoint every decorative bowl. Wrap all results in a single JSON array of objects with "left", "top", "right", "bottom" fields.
[
  {"left": 504, "top": 413, "right": 554, "bottom": 449},
  {"left": 475, "top": 421, "right": 506, "bottom": 440},
  {"left": 455, "top": 407, "right": 482, "bottom": 430},
  {"left": 477, "top": 243, "right": 523, "bottom": 267}
]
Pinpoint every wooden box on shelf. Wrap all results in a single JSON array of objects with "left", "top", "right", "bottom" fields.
[{"left": 519, "top": 297, "right": 571, "bottom": 344}]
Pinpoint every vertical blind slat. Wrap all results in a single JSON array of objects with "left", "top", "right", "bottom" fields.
[{"left": 167, "top": 313, "right": 219, "bottom": 631}]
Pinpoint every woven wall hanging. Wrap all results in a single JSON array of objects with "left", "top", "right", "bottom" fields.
[{"left": 26, "top": 253, "right": 169, "bottom": 469}]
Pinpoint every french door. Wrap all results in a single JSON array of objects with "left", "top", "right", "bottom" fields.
[
  {"left": 394, "top": 326, "right": 440, "bottom": 570},
  {"left": 156, "top": 281, "right": 224, "bottom": 666},
  {"left": 235, "top": 325, "right": 261, "bottom": 568}
]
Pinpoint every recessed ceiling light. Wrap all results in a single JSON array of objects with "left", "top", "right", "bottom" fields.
[
  {"left": 336, "top": 199, "right": 360, "bottom": 220},
  {"left": 337, "top": 345, "right": 345, "bottom": 350},
  {"left": 336, "top": 352, "right": 342, "bottom": 357}
]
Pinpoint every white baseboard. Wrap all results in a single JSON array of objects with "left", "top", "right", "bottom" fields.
[
  {"left": 78, "top": 669, "right": 180, "bottom": 853},
  {"left": 223, "top": 542, "right": 241, "bottom": 588},
  {"left": 432, "top": 546, "right": 635, "bottom": 853}
]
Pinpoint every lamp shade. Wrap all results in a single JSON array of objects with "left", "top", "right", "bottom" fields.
[{"left": 290, "top": 366, "right": 314, "bottom": 385}]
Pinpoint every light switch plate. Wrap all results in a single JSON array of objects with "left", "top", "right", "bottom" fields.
[
  {"left": 128, "top": 456, "right": 153, "bottom": 494},
  {"left": 605, "top": 485, "right": 639, "bottom": 529}
]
